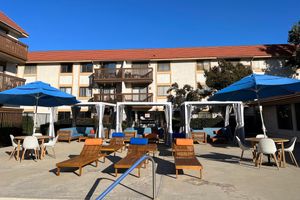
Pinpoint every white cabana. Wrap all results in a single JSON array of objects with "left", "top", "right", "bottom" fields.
[
  {"left": 73, "top": 102, "right": 116, "bottom": 138},
  {"left": 182, "top": 101, "right": 245, "bottom": 140},
  {"left": 116, "top": 101, "right": 173, "bottom": 144}
]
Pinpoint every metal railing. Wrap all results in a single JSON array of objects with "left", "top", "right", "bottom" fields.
[
  {"left": 93, "top": 68, "right": 153, "bottom": 83},
  {"left": 96, "top": 154, "right": 156, "bottom": 200},
  {"left": 94, "top": 93, "right": 153, "bottom": 103}
]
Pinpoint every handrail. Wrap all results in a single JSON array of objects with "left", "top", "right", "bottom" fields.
[{"left": 96, "top": 154, "right": 156, "bottom": 200}]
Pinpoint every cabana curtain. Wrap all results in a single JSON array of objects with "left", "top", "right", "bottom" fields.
[
  {"left": 49, "top": 107, "right": 57, "bottom": 138},
  {"left": 96, "top": 104, "right": 105, "bottom": 138},
  {"left": 233, "top": 103, "right": 245, "bottom": 140},
  {"left": 224, "top": 105, "right": 232, "bottom": 127}
]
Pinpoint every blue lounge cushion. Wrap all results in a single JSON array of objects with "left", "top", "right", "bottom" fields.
[
  {"left": 112, "top": 132, "right": 125, "bottom": 138},
  {"left": 130, "top": 138, "right": 148, "bottom": 145}
]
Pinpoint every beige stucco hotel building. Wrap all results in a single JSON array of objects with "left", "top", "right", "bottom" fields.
[{"left": 1, "top": 10, "right": 298, "bottom": 139}]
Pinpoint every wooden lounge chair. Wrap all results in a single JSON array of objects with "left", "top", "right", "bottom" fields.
[
  {"left": 174, "top": 139, "right": 203, "bottom": 179},
  {"left": 56, "top": 139, "right": 105, "bottom": 176},
  {"left": 114, "top": 152, "right": 146, "bottom": 177},
  {"left": 100, "top": 137, "right": 125, "bottom": 156},
  {"left": 114, "top": 138, "right": 150, "bottom": 177}
]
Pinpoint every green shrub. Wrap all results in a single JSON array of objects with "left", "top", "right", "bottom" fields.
[{"left": 22, "top": 115, "right": 34, "bottom": 134}]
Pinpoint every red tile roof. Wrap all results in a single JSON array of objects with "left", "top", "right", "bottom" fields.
[
  {"left": 28, "top": 44, "right": 295, "bottom": 63},
  {"left": 0, "top": 11, "right": 28, "bottom": 37}
]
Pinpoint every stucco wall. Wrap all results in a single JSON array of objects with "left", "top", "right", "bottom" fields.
[{"left": 263, "top": 104, "right": 300, "bottom": 139}]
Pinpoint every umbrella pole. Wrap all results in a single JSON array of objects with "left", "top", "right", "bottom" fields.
[
  {"left": 33, "top": 96, "right": 40, "bottom": 135},
  {"left": 255, "top": 85, "right": 267, "bottom": 137},
  {"left": 256, "top": 99, "right": 267, "bottom": 137}
]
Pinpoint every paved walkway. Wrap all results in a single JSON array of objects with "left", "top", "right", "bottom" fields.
[{"left": 0, "top": 140, "right": 299, "bottom": 200}]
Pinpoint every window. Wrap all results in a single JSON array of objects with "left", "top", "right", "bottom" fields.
[
  {"left": 79, "top": 87, "right": 92, "bottom": 97},
  {"left": 59, "top": 87, "right": 72, "bottom": 94},
  {"left": 197, "top": 61, "right": 211, "bottom": 71},
  {"left": 60, "top": 63, "right": 73, "bottom": 73},
  {"left": 132, "top": 86, "right": 148, "bottom": 101},
  {"left": 157, "top": 86, "right": 170, "bottom": 96},
  {"left": 102, "top": 62, "right": 116, "bottom": 69},
  {"left": 81, "top": 63, "right": 93, "bottom": 73},
  {"left": 276, "top": 104, "right": 293, "bottom": 130},
  {"left": 58, "top": 112, "right": 71, "bottom": 120},
  {"left": 295, "top": 103, "right": 300, "bottom": 131},
  {"left": 24, "top": 65, "right": 37, "bottom": 74},
  {"left": 132, "top": 62, "right": 149, "bottom": 68},
  {"left": 157, "top": 62, "right": 170, "bottom": 72}
]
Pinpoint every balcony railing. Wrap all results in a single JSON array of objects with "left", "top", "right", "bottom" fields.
[
  {"left": 93, "top": 68, "right": 153, "bottom": 84},
  {"left": 0, "top": 32, "right": 28, "bottom": 62},
  {"left": 94, "top": 93, "right": 153, "bottom": 103},
  {"left": 0, "top": 72, "right": 25, "bottom": 91}
]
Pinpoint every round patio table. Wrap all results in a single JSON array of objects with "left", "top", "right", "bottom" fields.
[
  {"left": 14, "top": 135, "right": 53, "bottom": 161},
  {"left": 245, "top": 137, "right": 289, "bottom": 167}
]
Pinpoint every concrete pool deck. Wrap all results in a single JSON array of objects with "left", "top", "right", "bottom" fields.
[{"left": 0, "top": 141, "right": 299, "bottom": 200}]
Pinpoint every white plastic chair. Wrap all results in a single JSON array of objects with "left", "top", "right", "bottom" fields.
[
  {"left": 257, "top": 138, "right": 279, "bottom": 169},
  {"left": 256, "top": 134, "right": 268, "bottom": 138},
  {"left": 9, "top": 135, "right": 21, "bottom": 160},
  {"left": 21, "top": 136, "right": 40, "bottom": 161},
  {"left": 280, "top": 137, "right": 298, "bottom": 167},
  {"left": 236, "top": 136, "right": 255, "bottom": 163},
  {"left": 42, "top": 135, "right": 59, "bottom": 158}
]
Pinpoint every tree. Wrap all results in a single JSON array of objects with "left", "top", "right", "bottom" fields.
[
  {"left": 167, "top": 82, "right": 212, "bottom": 110},
  {"left": 204, "top": 59, "right": 252, "bottom": 90},
  {"left": 287, "top": 21, "right": 300, "bottom": 69}
]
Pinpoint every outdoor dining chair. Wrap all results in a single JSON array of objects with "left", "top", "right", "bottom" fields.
[
  {"left": 279, "top": 137, "right": 298, "bottom": 167},
  {"left": 9, "top": 135, "right": 21, "bottom": 160},
  {"left": 42, "top": 135, "right": 59, "bottom": 158},
  {"left": 236, "top": 136, "right": 255, "bottom": 163},
  {"left": 256, "top": 138, "right": 279, "bottom": 169},
  {"left": 21, "top": 136, "right": 40, "bottom": 161}
]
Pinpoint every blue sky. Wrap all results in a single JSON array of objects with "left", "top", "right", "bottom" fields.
[{"left": 1, "top": 0, "right": 300, "bottom": 51}]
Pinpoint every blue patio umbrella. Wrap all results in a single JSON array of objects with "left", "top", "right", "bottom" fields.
[
  {"left": 0, "top": 81, "right": 80, "bottom": 134},
  {"left": 209, "top": 74, "right": 300, "bottom": 135}
]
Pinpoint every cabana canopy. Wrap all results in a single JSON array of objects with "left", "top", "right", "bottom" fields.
[
  {"left": 73, "top": 102, "right": 116, "bottom": 138},
  {"left": 182, "top": 101, "right": 244, "bottom": 140},
  {"left": 116, "top": 102, "right": 173, "bottom": 143}
]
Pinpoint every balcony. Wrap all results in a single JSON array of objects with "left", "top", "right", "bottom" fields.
[
  {"left": 0, "top": 72, "right": 25, "bottom": 91},
  {"left": 94, "top": 93, "right": 153, "bottom": 103},
  {"left": 93, "top": 68, "right": 153, "bottom": 84},
  {"left": 0, "top": 32, "right": 28, "bottom": 62}
]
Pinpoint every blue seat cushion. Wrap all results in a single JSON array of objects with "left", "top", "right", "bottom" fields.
[
  {"left": 60, "top": 127, "right": 78, "bottom": 135},
  {"left": 203, "top": 127, "right": 222, "bottom": 137},
  {"left": 130, "top": 138, "right": 148, "bottom": 145},
  {"left": 85, "top": 127, "right": 94, "bottom": 135},
  {"left": 72, "top": 133, "right": 83, "bottom": 138},
  {"left": 172, "top": 133, "right": 186, "bottom": 139},
  {"left": 112, "top": 132, "right": 125, "bottom": 138}
]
